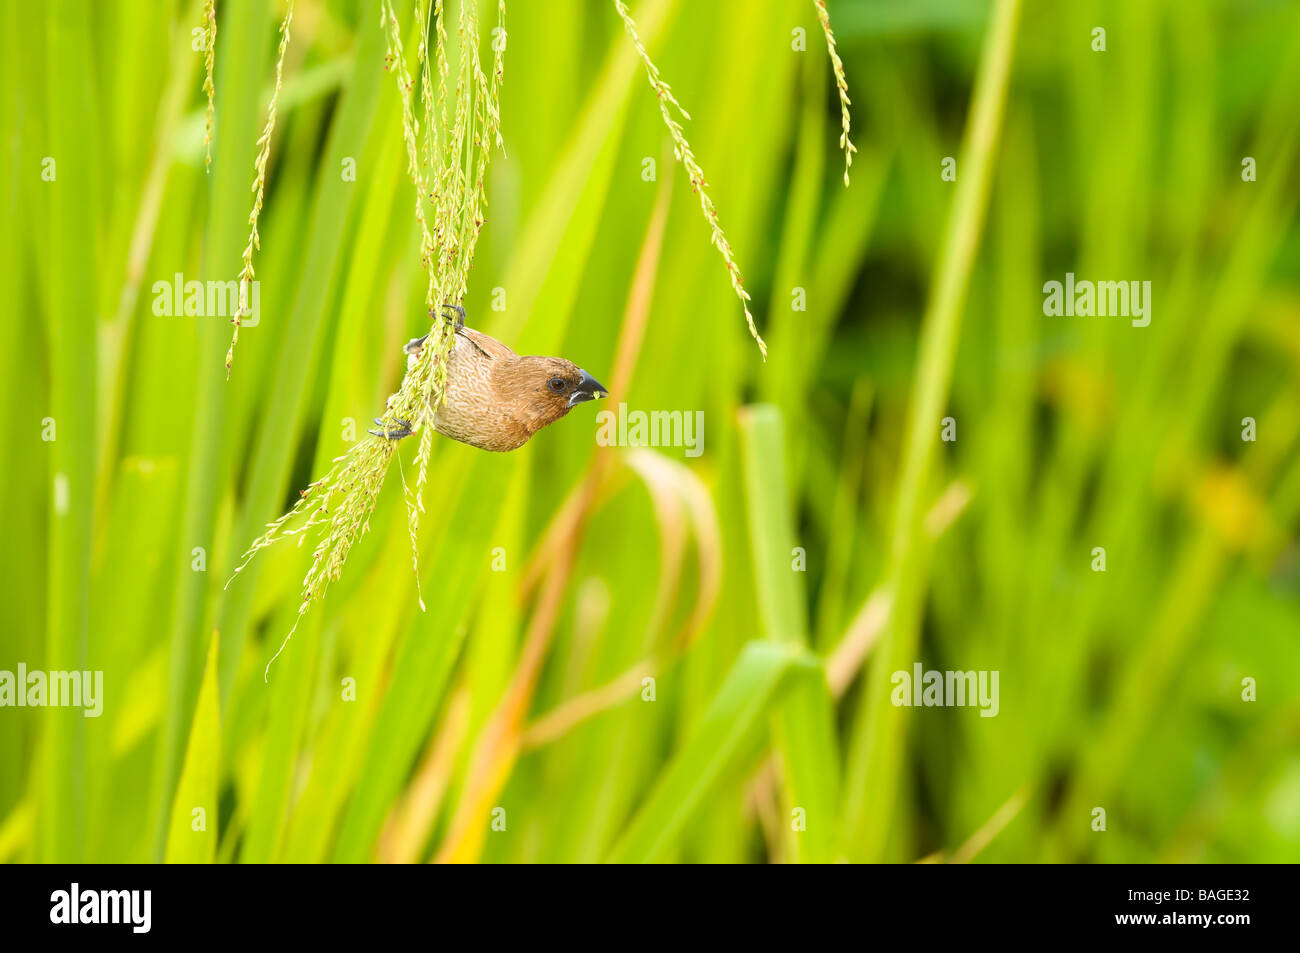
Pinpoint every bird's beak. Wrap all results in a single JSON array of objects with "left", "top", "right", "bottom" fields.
[{"left": 568, "top": 369, "right": 609, "bottom": 407}]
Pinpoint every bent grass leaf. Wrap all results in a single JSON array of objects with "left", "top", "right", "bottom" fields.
[{"left": 606, "top": 641, "right": 817, "bottom": 863}]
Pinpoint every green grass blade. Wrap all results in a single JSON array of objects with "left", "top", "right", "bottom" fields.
[
  {"left": 739, "top": 405, "right": 841, "bottom": 862},
  {"left": 845, "top": 0, "right": 1022, "bottom": 862},
  {"left": 165, "top": 630, "right": 220, "bottom": 863},
  {"left": 37, "top": 0, "right": 101, "bottom": 863},
  {"left": 149, "top": 0, "right": 273, "bottom": 858}
]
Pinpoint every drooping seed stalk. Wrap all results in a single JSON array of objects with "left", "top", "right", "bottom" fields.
[
  {"left": 813, "top": 0, "right": 856, "bottom": 186},
  {"left": 613, "top": 0, "right": 766, "bottom": 359},
  {"left": 201, "top": 0, "right": 217, "bottom": 173},
  {"left": 226, "top": 0, "right": 294, "bottom": 378},
  {"left": 228, "top": 0, "right": 505, "bottom": 678},
  {"left": 613, "top": 0, "right": 857, "bottom": 359}
]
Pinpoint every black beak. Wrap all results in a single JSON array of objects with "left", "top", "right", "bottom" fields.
[{"left": 568, "top": 369, "right": 609, "bottom": 407}]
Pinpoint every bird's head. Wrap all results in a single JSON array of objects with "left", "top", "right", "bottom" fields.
[{"left": 500, "top": 355, "right": 609, "bottom": 434}]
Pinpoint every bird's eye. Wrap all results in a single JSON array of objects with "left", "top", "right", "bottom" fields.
[{"left": 547, "top": 377, "right": 568, "bottom": 393}]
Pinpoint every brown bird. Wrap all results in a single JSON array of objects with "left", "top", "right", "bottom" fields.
[{"left": 369, "top": 305, "right": 608, "bottom": 452}]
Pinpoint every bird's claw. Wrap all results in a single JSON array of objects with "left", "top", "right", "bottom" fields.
[
  {"left": 428, "top": 303, "right": 466, "bottom": 329},
  {"left": 369, "top": 417, "right": 413, "bottom": 440},
  {"left": 407, "top": 304, "right": 467, "bottom": 356}
]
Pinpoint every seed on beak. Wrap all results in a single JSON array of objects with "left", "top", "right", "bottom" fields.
[{"left": 568, "top": 369, "right": 609, "bottom": 407}]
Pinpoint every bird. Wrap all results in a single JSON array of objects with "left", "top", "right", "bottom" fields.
[{"left": 369, "top": 305, "right": 609, "bottom": 452}]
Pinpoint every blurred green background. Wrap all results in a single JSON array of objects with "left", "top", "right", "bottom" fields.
[{"left": 3, "top": 0, "right": 1299, "bottom": 864}]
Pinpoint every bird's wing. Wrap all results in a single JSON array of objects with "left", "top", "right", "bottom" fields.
[{"left": 457, "top": 326, "right": 517, "bottom": 362}]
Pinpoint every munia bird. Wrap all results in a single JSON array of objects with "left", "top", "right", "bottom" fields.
[{"left": 369, "top": 305, "right": 608, "bottom": 452}]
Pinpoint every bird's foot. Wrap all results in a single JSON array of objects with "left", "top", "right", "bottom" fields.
[
  {"left": 427, "top": 303, "right": 466, "bottom": 329},
  {"left": 408, "top": 304, "right": 467, "bottom": 356},
  {"left": 369, "top": 417, "right": 413, "bottom": 440}
]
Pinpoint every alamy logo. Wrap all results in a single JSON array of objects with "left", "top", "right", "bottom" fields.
[
  {"left": 152, "top": 273, "right": 260, "bottom": 326},
  {"left": 1042, "top": 272, "right": 1151, "bottom": 327},
  {"left": 595, "top": 402, "right": 704, "bottom": 458},
  {"left": 0, "top": 665, "right": 103, "bottom": 717},
  {"left": 50, "top": 884, "right": 151, "bottom": 934},
  {"left": 891, "top": 664, "right": 999, "bottom": 717}
]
